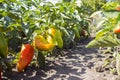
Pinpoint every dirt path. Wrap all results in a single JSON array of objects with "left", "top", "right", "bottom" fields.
[{"left": 3, "top": 39, "right": 120, "bottom": 80}]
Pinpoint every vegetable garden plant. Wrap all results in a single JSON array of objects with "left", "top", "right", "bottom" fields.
[
  {"left": 87, "top": 2, "right": 120, "bottom": 75},
  {"left": 0, "top": 0, "right": 119, "bottom": 79}
]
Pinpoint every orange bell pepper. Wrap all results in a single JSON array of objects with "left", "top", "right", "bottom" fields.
[
  {"left": 17, "top": 44, "right": 34, "bottom": 72},
  {"left": 47, "top": 28, "right": 63, "bottom": 48},
  {"left": 113, "top": 26, "right": 120, "bottom": 34},
  {"left": 47, "top": 28, "right": 57, "bottom": 45},
  {"left": 33, "top": 35, "right": 55, "bottom": 51}
]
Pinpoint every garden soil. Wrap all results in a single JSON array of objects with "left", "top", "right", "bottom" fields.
[{"left": 2, "top": 38, "right": 120, "bottom": 80}]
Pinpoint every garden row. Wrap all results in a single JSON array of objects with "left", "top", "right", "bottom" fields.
[{"left": 0, "top": 0, "right": 119, "bottom": 79}]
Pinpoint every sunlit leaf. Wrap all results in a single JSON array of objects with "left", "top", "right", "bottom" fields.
[
  {"left": 0, "top": 0, "right": 5, "bottom": 2},
  {"left": 60, "top": 13, "right": 70, "bottom": 19},
  {"left": 103, "top": 11, "right": 120, "bottom": 18},
  {"left": 86, "top": 35, "right": 120, "bottom": 48},
  {"left": 96, "top": 28, "right": 109, "bottom": 39}
]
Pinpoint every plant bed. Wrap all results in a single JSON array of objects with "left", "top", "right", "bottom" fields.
[{"left": 2, "top": 38, "right": 120, "bottom": 80}]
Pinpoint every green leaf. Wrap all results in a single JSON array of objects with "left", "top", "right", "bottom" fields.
[
  {"left": 60, "top": 13, "right": 70, "bottom": 19},
  {"left": 0, "top": 26, "right": 11, "bottom": 32},
  {"left": 116, "top": 14, "right": 120, "bottom": 24},
  {"left": 8, "top": 12, "right": 19, "bottom": 20},
  {"left": 2, "top": 12, "right": 20, "bottom": 20},
  {"left": 103, "top": 11, "right": 120, "bottom": 18},
  {"left": 0, "top": 33, "right": 8, "bottom": 58},
  {"left": 86, "top": 35, "right": 120, "bottom": 48},
  {"left": 96, "top": 29, "right": 109, "bottom": 39},
  {"left": 59, "top": 27, "right": 70, "bottom": 37},
  {"left": 37, "top": 51, "right": 46, "bottom": 69},
  {"left": 0, "top": 0, "right": 5, "bottom": 2},
  {"left": 73, "top": 26, "right": 80, "bottom": 39},
  {"left": 102, "top": 2, "right": 120, "bottom": 11},
  {"left": 12, "top": 52, "right": 20, "bottom": 64}
]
